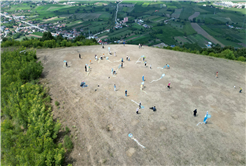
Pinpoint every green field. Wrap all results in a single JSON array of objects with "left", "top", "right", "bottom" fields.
[
  {"left": 1, "top": 1, "right": 245, "bottom": 48},
  {"left": 33, "top": 32, "right": 43, "bottom": 36}
]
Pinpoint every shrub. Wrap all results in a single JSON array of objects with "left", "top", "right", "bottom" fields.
[
  {"left": 202, "top": 51, "right": 208, "bottom": 55},
  {"left": 55, "top": 101, "right": 60, "bottom": 106},
  {"left": 237, "top": 56, "right": 245, "bottom": 61},
  {"left": 1, "top": 49, "right": 65, "bottom": 165},
  {"left": 65, "top": 126, "right": 70, "bottom": 134},
  {"left": 220, "top": 49, "right": 235, "bottom": 60},
  {"left": 209, "top": 52, "right": 218, "bottom": 57},
  {"left": 64, "top": 135, "right": 73, "bottom": 152}
]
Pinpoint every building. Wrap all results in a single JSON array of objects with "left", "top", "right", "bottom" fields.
[
  {"left": 123, "top": 17, "right": 128, "bottom": 23},
  {"left": 0, "top": 26, "right": 6, "bottom": 32}
]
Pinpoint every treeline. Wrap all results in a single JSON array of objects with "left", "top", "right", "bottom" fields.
[
  {"left": 163, "top": 43, "right": 246, "bottom": 61},
  {"left": 1, "top": 32, "right": 98, "bottom": 48},
  {"left": 1, "top": 48, "right": 72, "bottom": 165}
]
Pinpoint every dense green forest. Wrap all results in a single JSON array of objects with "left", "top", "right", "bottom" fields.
[{"left": 1, "top": 48, "right": 69, "bottom": 165}]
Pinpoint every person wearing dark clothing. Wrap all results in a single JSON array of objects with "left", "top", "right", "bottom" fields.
[
  {"left": 145, "top": 62, "right": 147, "bottom": 67},
  {"left": 149, "top": 106, "right": 156, "bottom": 111},
  {"left": 193, "top": 109, "right": 197, "bottom": 117},
  {"left": 121, "top": 62, "right": 123, "bottom": 68},
  {"left": 125, "top": 90, "right": 127, "bottom": 97},
  {"left": 239, "top": 87, "right": 242, "bottom": 93},
  {"left": 113, "top": 71, "right": 116, "bottom": 75},
  {"left": 79, "top": 54, "right": 81, "bottom": 58},
  {"left": 85, "top": 65, "right": 87, "bottom": 72},
  {"left": 66, "top": 62, "right": 68, "bottom": 67},
  {"left": 136, "top": 108, "right": 139, "bottom": 114},
  {"left": 139, "top": 102, "right": 141, "bottom": 109}
]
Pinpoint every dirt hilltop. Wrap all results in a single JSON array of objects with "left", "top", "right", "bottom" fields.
[{"left": 37, "top": 45, "right": 245, "bottom": 166}]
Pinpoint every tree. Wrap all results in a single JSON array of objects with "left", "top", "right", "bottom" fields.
[
  {"left": 41, "top": 31, "right": 54, "bottom": 41},
  {"left": 2, "top": 37, "right": 8, "bottom": 42},
  {"left": 219, "top": 49, "right": 235, "bottom": 59}
]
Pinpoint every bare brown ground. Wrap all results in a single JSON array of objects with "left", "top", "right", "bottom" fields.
[
  {"left": 191, "top": 23, "right": 225, "bottom": 47},
  {"left": 27, "top": 34, "right": 42, "bottom": 38},
  {"left": 37, "top": 45, "right": 245, "bottom": 166},
  {"left": 43, "top": 16, "right": 58, "bottom": 22},
  {"left": 188, "top": 12, "right": 200, "bottom": 21}
]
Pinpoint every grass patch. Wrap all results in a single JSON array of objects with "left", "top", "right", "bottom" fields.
[
  {"left": 64, "top": 135, "right": 73, "bottom": 152},
  {"left": 55, "top": 101, "right": 60, "bottom": 106}
]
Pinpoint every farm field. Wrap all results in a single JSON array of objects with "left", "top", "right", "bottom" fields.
[
  {"left": 36, "top": 45, "right": 245, "bottom": 165},
  {"left": 2, "top": 1, "right": 246, "bottom": 47}
]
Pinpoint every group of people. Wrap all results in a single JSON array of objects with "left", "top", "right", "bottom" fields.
[{"left": 76, "top": 44, "right": 243, "bottom": 121}]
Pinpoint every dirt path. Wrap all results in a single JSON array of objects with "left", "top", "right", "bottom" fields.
[
  {"left": 189, "top": 12, "right": 200, "bottom": 21},
  {"left": 37, "top": 45, "right": 244, "bottom": 165},
  {"left": 191, "top": 23, "right": 225, "bottom": 47}
]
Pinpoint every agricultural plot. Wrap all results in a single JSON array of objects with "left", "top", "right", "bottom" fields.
[
  {"left": 67, "top": 21, "right": 83, "bottom": 28},
  {"left": 180, "top": 7, "right": 195, "bottom": 20},
  {"left": 184, "top": 23, "right": 197, "bottom": 35},
  {"left": 2, "top": 1, "right": 245, "bottom": 48},
  {"left": 187, "top": 34, "right": 209, "bottom": 47},
  {"left": 170, "top": 22, "right": 184, "bottom": 30},
  {"left": 191, "top": 23, "right": 225, "bottom": 47},
  {"left": 171, "top": 9, "right": 183, "bottom": 18},
  {"left": 108, "top": 28, "right": 132, "bottom": 39},
  {"left": 188, "top": 12, "right": 200, "bottom": 21},
  {"left": 174, "top": 36, "right": 191, "bottom": 44}
]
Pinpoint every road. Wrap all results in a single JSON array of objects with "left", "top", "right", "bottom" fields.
[
  {"left": 0, "top": 13, "right": 59, "bottom": 36},
  {"left": 115, "top": 0, "right": 122, "bottom": 25}
]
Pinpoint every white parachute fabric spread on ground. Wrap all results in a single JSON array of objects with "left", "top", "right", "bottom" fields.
[
  {"left": 128, "top": 133, "right": 145, "bottom": 148},
  {"left": 150, "top": 74, "right": 165, "bottom": 83}
]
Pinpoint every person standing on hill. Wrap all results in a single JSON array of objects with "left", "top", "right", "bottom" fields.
[
  {"left": 114, "top": 84, "right": 116, "bottom": 91},
  {"left": 239, "top": 87, "right": 242, "bottom": 93},
  {"left": 125, "top": 90, "right": 127, "bottom": 97},
  {"left": 193, "top": 109, "right": 197, "bottom": 117},
  {"left": 136, "top": 108, "right": 139, "bottom": 114},
  {"left": 142, "top": 75, "right": 145, "bottom": 82},
  {"left": 167, "top": 82, "right": 171, "bottom": 89},
  {"left": 79, "top": 54, "right": 81, "bottom": 59},
  {"left": 139, "top": 102, "right": 141, "bottom": 109},
  {"left": 85, "top": 65, "right": 87, "bottom": 72},
  {"left": 139, "top": 43, "right": 141, "bottom": 49},
  {"left": 216, "top": 72, "right": 218, "bottom": 78}
]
